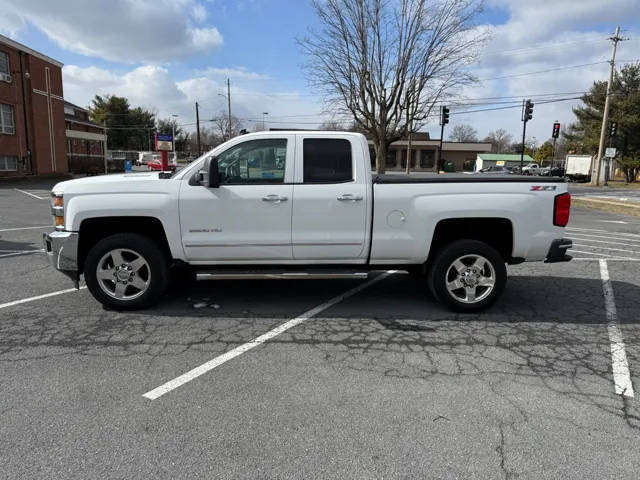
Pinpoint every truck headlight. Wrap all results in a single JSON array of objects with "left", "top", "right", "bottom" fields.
[{"left": 51, "top": 193, "right": 64, "bottom": 230}]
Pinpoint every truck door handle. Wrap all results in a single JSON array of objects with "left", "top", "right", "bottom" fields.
[
  {"left": 262, "top": 194, "right": 288, "bottom": 203},
  {"left": 337, "top": 194, "right": 363, "bottom": 202}
]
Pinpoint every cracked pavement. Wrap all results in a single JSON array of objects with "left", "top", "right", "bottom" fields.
[{"left": 1, "top": 183, "right": 640, "bottom": 479}]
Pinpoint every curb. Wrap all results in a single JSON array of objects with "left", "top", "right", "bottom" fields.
[{"left": 573, "top": 197, "right": 640, "bottom": 217}]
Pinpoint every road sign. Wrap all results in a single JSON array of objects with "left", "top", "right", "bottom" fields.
[
  {"left": 605, "top": 147, "right": 616, "bottom": 157},
  {"left": 496, "top": 161, "right": 505, "bottom": 166},
  {"left": 155, "top": 133, "right": 173, "bottom": 151}
]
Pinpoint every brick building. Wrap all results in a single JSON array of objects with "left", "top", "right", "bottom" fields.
[
  {"left": 0, "top": 34, "right": 67, "bottom": 177},
  {"left": 64, "top": 101, "right": 106, "bottom": 173}
]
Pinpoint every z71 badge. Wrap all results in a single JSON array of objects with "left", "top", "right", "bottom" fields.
[{"left": 530, "top": 185, "right": 557, "bottom": 191}]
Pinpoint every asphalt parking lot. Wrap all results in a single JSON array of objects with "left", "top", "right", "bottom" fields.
[{"left": 2, "top": 182, "right": 640, "bottom": 479}]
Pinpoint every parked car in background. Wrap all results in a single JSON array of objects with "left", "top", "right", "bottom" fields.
[
  {"left": 136, "top": 152, "right": 154, "bottom": 166},
  {"left": 477, "top": 165, "right": 518, "bottom": 175},
  {"left": 540, "top": 166, "right": 565, "bottom": 177},
  {"left": 147, "top": 153, "right": 177, "bottom": 171},
  {"left": 521, "top": 163, "right": 541, "bottom": 175}
]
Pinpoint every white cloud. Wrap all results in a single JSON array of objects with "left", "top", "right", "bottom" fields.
[
  {"left": 63, "top": 64, "right": 325, "bottom": 133},
  {"left": 197, "top": 66, "right": 271, "bottom": 81},
  {"left": 0, "top": 0, "right": 222, "bottom": 63},
  {"left": 428, "top": 0, "right": 640, "bottom": 144}
]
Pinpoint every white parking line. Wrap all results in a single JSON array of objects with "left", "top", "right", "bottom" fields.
[
  {"left": 567, "top": 232, "right": 640, "bottom": 244},
  {"left": 566, "top": 237, "right": 640, "bottom": 249},
  {"left": 14, "top": 188, "right": 46, "bottom": 200},
  {"left": 0, "top": 225, "right": 50, "bottom": 232},
  {"left": 599, "top": 259, "right": 634, "bottom": 398},
  {"left": 572, "top": 244, "right": 640, "bottom": 255},
  {"left": 573, "top": 258, "right": 640, "bottom": 261},
  {"left": 568, "top": 227, "right": 640, "bottom": 239},
  {"left": 143, "top": 270, "right": 397, "bottom": 400},
  {"left": 0, "top": 286, "right": 87, "bottom": 310},
  {"left": 0, "top": 249, "right": 45, "bottom": 258}
]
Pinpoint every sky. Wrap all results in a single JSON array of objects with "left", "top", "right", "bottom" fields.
[{"left": 2, "top": 0, "right": 640, "bottom": 144}]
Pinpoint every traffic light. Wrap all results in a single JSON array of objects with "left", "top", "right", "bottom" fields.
[
  {"left": 609, "top": 121, "right": 617, "bottom": 137},
  {"left": 552, "top": 122, "right": 560, "bottom": 138},
  {"left": 440, "top": 106, "right": 449, "bottom": 125},
  {"left": 524, "top": 100, "right": 534, "bottom": 121}
]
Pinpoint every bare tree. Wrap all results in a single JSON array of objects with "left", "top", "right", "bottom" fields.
[
  {"left": 483, "top": 128, "right": 513, "bottom": 153},
  {"left": 318, "top": 119, "right": 347, "bottom": 130},
  {"left": 211, "top": 110, "right": 243, "bottom": 141},
  {"left": 449, "top": 123, "right": 478, "bottom": 142},
  {"left": 300, "top": 0, "right": 486, "bottom": 173}
]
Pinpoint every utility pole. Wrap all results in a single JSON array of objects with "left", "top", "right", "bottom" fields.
[
  {"left": 593, "top": 26, "right": 624, "bottom": 186},
  {"left": 103, "top": 119, "right": 108, "bottom": 174},
  {"left": 195, "top": 101, "right": 201, "bottom": 156},
  {"left": 227, "top": 78, "right": 232, "bottom": 140},
  {"left": 405, "top": 89, "right": 412, "bottom": 174}
]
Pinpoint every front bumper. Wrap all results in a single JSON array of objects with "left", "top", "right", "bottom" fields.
[
  {"left": 544, "top": 238, "right": 573, "bottom": 263},
  {"left": 43, "top": 231, "right": 80, "bottom": 287}
]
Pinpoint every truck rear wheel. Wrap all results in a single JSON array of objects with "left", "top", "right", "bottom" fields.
[
  {"left": 84, "top": 233, "right": 169, "bottom": 310},
  {"left": 428, "top": 240, "right": 506, "bottom": 313}
]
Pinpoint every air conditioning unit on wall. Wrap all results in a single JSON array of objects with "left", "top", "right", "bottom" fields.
[{"left": 0, "top": 73, "right": 11, "bottom": 83}]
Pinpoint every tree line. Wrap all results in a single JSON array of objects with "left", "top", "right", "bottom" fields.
[{"left": 89, "top": 94, "right": 244, "bottom": 154}]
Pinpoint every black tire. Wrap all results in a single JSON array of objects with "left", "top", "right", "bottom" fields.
[
  {"left": 428, "top": 239, "right": 506, "bottom": 313},
  {"left": 84, "top": 233, "right": 169, "bottom": 310}
]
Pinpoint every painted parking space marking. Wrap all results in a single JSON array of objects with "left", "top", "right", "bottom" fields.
[
  {"left": 599, "top": 259, "right": 634, "bottom": 398},
  {"left": 566, "top": 232, "right": 640, "bottom": 245},
  {"left": 0, "top": 249, "right": 45, "bottom": 259},
  {"left": 143, "top": 270, "right": 397, "bottom": 400},
  {"left": 0, "top": 225, "right": 50, "bottom": 232},
  {"left": 568, "top": 227, "right": 640, "bottom": 239},
  {"left": 14, "top": 188, "right": 47, "bottom": 200},
  {"left": 572, "top": 243, "right": 640, "bottom": 255},
  {"left": 0, "top": 286, "right": 87, "bottom": 310}
]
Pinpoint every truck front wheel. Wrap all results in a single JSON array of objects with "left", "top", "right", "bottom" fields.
[
  {"left": 84, "top": 233, "right": 169, "bottom": 310},
  {"left": 428, "top": 240, "right": 506, "bottom": 313}
]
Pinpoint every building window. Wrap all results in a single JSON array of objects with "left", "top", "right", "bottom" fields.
[
  {"left": 0, "top": 104, "right": 15, "bottom": 134},
  {"left": 420, "top": 149, "right": 435, "bottom": 168},
  {"left": 385, "top": 150, "right": 397, "bottom": 168},
  {"left": 0, "top": 51, "right": 8, "bottom": 75},
  {"left": 0, "top": 155, "right": 18, "bottom": 171},
  {"left": 400, "top": 149, "right": 417, "bottom": 169},
  {"left": 463, "top": 158, "right": 475, "bottom": 171}
]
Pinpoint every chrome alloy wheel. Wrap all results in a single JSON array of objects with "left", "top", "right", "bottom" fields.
[
  {"left": 96, "top": 248, "right": 151, "bottom": 301},
  {"left": 445, "top": 254, "right": 496, "bottom": 304}
]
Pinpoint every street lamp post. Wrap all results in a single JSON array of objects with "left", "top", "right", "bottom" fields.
[
  {"left": 171, "top": 114, "right": 179, "bottom": 153},
  {"left": 262, "top": 112, "right": 268, "bottom": 131}
]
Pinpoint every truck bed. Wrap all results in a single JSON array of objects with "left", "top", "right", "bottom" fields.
[{"left": 373, "top": 174, "right": 566, "bottom": 183}]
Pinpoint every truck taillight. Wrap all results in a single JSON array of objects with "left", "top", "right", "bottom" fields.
[{"left": 554, "top": 192, "right": 571, "bottom": 227}]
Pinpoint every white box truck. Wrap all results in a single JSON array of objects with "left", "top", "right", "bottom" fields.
[{"left": 565, "top": 155, "right": 593, "bottom": 182}]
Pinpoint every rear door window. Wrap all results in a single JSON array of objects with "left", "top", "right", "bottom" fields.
[{"left": 303, "top": 138, "right": 353, "bottom": 183}]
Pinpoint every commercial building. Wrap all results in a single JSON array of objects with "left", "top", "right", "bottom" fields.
[
  {"left": 372, "top": 133, "right": 492, "bottom": 172},
  {"left": 0, "top": 34, "right": 67, "bottom": 177},
  {"left": 64, "top": 101, "right": 106, "bottom": 173},
  {"left": 475, "top": 153, "right": 535, "bottom": 171}
]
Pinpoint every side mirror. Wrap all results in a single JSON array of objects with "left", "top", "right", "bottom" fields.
[
  {"left": 196, "top": 157, "right": 220, "bottom": 188},
  {"left": 209, "top": 157, "right": 220, "bottom": 188}
]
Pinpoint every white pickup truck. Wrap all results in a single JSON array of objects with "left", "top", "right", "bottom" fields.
[{"left": 44, "top": 131, "right": 572, "bottom": 312}]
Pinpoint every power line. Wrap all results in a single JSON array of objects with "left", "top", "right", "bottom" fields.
[
  {"left": 482, "top": 36, "right": 607, "bottom": 56},
  {"left": 478, "top": 61, "right": 609, "bottom": 81}
]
